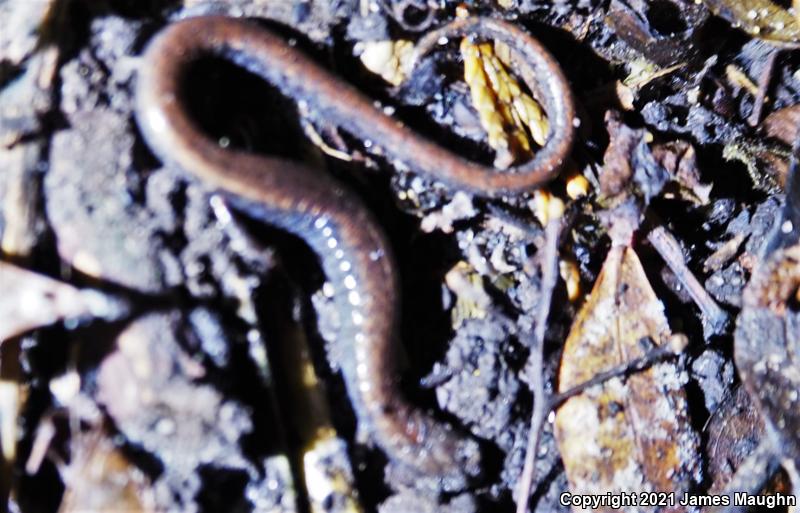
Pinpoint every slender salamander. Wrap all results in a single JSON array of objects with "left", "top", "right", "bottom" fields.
[{"left": 135, "top": 14, "right": 574, "bottom": 489}]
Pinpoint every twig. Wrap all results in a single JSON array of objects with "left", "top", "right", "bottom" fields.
[
  {"left": 515, "top": 202, "right": 562, "bottom": 513},
  {"left": 748, "top": 48, "right": 779, "bottom": 127},
  {"left": 548, "top": 336, "right": 685, "bottom": 410},
  {"left": 647, "top": 226, "right": 730, "bottom": 338}
]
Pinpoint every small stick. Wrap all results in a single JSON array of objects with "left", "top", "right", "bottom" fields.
[
  {"left": 515, "top": 201, "right": 562, "bottom": 513},
  {"left": 647, "top": 226, "right": 730, "bottom": 338},
  {"left": 548, "top": 335, "right": 686, "bottom": 410},
  {"left": 748, "top": 48, "right": 779, "bottom": 127}
]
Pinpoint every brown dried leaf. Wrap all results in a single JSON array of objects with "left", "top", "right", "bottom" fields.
[
  {"left": 651, "top": 141, "right": 712, "bottom": 205},
  {"left": 555, "top": 246, "right": 699, "bottom": 510},
  {"left": 705, "top": 386, "right": 765, "bottom": 494},
  {"left": 606, "top": 0, "right": 706, "bottom": 67},
  {"left": 763, "top": 104, "right": 800, "bottom": 146},
  {"left": 58, "top": 428, "right": 154, "bottom": 513},
  {"left": 702, "top": 0, "right": 800, "bottom": 47},
  {"left": 735, "top": 244, "right": 800, "bottom": 468},
  {"left": 599, "top": 129, "right": 637, "bottom": 199},
  {"left": 598, "top": 112, "right": 655, "bottom": 200}
]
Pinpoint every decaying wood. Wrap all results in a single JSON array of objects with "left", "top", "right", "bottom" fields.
[{"left": 648, "top": 226, "right": 730, "bottom": 338}]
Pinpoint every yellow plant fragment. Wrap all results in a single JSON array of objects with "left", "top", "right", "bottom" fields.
[
  {"left": 493, "top": 41, "right": 549, "bottom": 146},
  {"left": 358, "top": 40, "right": 414, "bottom": 86},
  {"left": 531, "top": 189, "right": 550, "bottom": 226},
  {"left": 623, "top": 58, "right": 684, "bottom": 90},
  {"left": 304, "top": 432, "right": 363, "bottom": 513},
  {"left": 555, "top": 246, "right": 699, "bottom": 512},
  {"left": 460, "top": 37, "right": 548, "bottom": 169},
  {"left": 725, "top": 65, "right": 759, "bottom": 96},
  {"left": 566, "top": 171, "right": 591, "bottom": 199},
  {"left": 445, "top": 261, "right": 490, "bottom": 328},
  {"left": 559, "top": 258, "right": 581, "bottom": 302},
  {"left": 0, "top": 380, "right": 23, "bottom": 464}
]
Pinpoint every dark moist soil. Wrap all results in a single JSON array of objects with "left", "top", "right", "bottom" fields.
[{"left": 0, "top": 0, "right": 795, "bottom": 512}]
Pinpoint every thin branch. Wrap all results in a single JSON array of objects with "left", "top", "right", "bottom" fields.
[
  {"left": 748, "top": 48, "right": 779, "bottom": 127},
  {"left": 515, "top": 205, "right": 562, "bottom": 513},
  {"left": 548, "top": 336, "right": 685, "bottom": 410},
  {"left": 647, "top": 226, "right": 730, "bottom": 338}
]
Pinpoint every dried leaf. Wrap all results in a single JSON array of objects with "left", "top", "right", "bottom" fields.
[
  {"left": 735, "top": 244, "right": 800, "bottom": 468},
  {"left": 763, "top": 104, "right": 800, "bottom": 146},
  {"left": 651, "top": 141, "right": 713, "bottom": 205},
  {"left": 606, "top": 0, "right": 706, "bottom": 67},
  {"left": 58, "top": 429, "right": 154, "bottom": 513},
  {"left": 555, "top": 246, "right": 699, "bottom": 509},
  {"left": 705, "top": 386, "right": 765, "bottom": 493},
  {"left": 598, "top": 112, "right": 668, "bottom": 204},
  {"left": 702, "top": 0, "right": 800, "bottom": 47}
]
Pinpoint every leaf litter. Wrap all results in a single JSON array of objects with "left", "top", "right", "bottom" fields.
[{"left": 7, "top": 1, "right": 800, "bottom": 512}]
